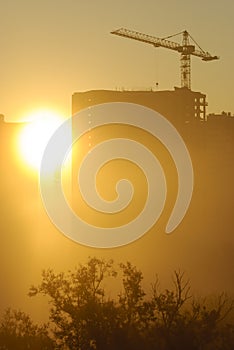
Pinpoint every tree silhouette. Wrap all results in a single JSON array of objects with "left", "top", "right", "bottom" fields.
[
  {"left": 0, "top": 308, "right": 53, "bottom": 350},
  {"left": 28, "top": 257, "right": 118, "bottom": 349},
  {"left": 0, "top": 257, "right": 233, "bottom": 350},
  {"left": 147, "top": 274, "right": 234, "bottom": 350}
]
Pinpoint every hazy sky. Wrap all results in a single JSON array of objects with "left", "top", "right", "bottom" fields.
[
  {"left": 1, "top": 0, "right": 234, "bottom": 121},
  {"left": 0, "top": 0, "right": 234, "bottom": 324}
]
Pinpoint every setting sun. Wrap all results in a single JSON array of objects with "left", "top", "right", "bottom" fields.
[{"left": 18, "top": 110, "right": 64, "bottom": 170}]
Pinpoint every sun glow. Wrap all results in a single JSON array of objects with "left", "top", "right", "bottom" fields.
[{"left": 18, "top": 110, "right": 64, "bottom": 170}]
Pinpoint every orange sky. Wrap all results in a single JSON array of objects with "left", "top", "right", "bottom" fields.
[{"left": 0, "top": 0, "right": 234, "bottom": 121}]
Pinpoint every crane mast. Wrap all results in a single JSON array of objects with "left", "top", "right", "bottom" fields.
[
  {"left": 181, "top": 31, "right": 191, "bottom": 89},
  {"left": 111, "top": 28, "right": 219, "bottom": 89}
]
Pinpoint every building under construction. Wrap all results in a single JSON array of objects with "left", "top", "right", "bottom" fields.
[
  {"left": 72, "top": 86, "right": 233, "bottom": 160},
  {"left": 72, "top": 87, "right": 207, "bottom": 124},
  {"left": 72, "top": 27, "right": 221, "bottom": 126}
]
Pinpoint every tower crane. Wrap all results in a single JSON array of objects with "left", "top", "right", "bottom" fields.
[{"left": 111, "top": 28, "right": 219, "bottom": 90}]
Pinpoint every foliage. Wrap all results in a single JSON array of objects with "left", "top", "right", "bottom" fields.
[
  {"left": 0, "top": 308, "right": 53, "bottom": 350},
  {"left": 1, "top": 257, "right": 234, "bottom": 349}
]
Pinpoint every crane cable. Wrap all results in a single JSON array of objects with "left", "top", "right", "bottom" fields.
[
  {"left": 161, "top": 31, "right": 185, "bottom": 40},
  {"left": 188, "top": 32, "right": 206, "bottom": 54},
  {"left": 162, "top": 30, "right": 206, "bottom": 54}
]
